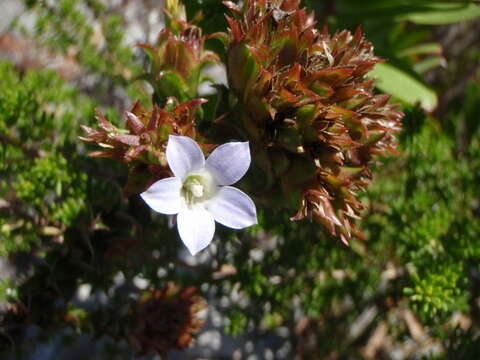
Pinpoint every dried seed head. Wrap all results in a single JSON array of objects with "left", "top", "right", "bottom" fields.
[{"left": 128, "top": 283, "right": 206, "bottom": 357}]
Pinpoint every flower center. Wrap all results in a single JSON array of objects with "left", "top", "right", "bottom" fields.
[{"left": 181, "top": 172, "right": 217, "bottom": 206}]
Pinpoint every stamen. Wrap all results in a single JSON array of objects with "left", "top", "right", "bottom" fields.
[
  {"left": 190, "top": 183, "right": 204, "bottom": 198},
  {"left": 181, "top": 173, "right": 217, "bottom": 206}
]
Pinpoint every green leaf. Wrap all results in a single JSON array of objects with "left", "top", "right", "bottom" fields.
[
  {"left": 368, "top": 62, "right": 437, "bottom": 111},
  {"left": 227, "top": 43, "right": 261, "bottom": 102},
  {"left": 397, "top": 43, "right": 442, "bottom": 57},
  {"left": 155, "top": 71, "right": 190, "bottom": 102},
  {"left": 413, "top": 57, "right": 445, "bottom": 75},
  {"left": 398, "top": 3, "right": 480, "bottom": 25}
]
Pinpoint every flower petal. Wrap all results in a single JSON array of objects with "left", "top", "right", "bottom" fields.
[
  {"left": 205, "top": 142, "right": 251, "bottom": 185},
  {"left": 177, "top": 206, "right": 215, "bottom": 256},
  {"left": 207, "top": 186, "right": 257, "bottom": 229},
  {"left": 140, "top": 177, "right": 182, "bottom": 215},
  {"left": 166, "top": 135, "right": 205, "bottom": 179}
]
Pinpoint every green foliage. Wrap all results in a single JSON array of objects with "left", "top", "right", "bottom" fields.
[
  {"left": 405, "top": 264, "right": 465, "bottom": 316},
  {"left": 304, "top": 0, "right": 480, "bottom": 112},
  {"left": 18, "top": 0, "right": 148, "bottom": 103},
  {"left": 14, "top": 154, "right": 87, "bottom": 227},
  {"left": 225, "top": 308, "right": 248, "bottom": 336},
  {"left": 0, "top": 280, "right": 17, "bottom": 303},
  {"left": 0, "top": 60, "right": 98, "bottom": 256},
  {"left": 363, "top": 112, "right": 480, "bottom": 322},
  {"left": 0, "top": 61, "right": 94, "bottom": 152},
  {"left": 369, "top": 62, "right": 438, "bottom": 111}
]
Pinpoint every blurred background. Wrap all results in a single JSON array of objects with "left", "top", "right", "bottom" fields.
[{"left": 0, "top": 0, "right": 479, "bottom": 359}]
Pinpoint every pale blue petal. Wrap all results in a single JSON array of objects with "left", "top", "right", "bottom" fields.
[
  {"left": 205, "top": 142, "right": 251, "bottom": 185},
  {"left": 166, "top": 135, "right": 205, "bottom": 179},
  {"left": 140, "top": 177, "right": 182, "bottom": 215},
  {"left": 177, "top": 206, "right": 215, "bottom": 255},
  {"left": 207, "top": 186, "right": 257, "bottom": 229}
]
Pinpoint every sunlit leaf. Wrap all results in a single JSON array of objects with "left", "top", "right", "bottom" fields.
[
  {"left": 413, "top": 57, "right": 446, "bottom": 74},
  {"left": 369, "top": 62, "right": 437, "bottom": 111},
  {"left": 398, "top": 2, "right": 480, "bottom": 25},
  {"left": 397, "top": 43, "right": 442, "bottom": 57}
]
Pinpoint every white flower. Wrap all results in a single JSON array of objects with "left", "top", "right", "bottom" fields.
[{"left": 141, "top": 135, "right": 257, "bottom": 255}]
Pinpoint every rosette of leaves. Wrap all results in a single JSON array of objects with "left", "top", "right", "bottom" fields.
[
  {"left": 80, "top": 98, "right": 210, "bottom": 196},
  {"left": 128, "top": 283, "right": 206, "bottom": 357},
  {"left": 220, "top": 0, "right": 402, "bottom": 243},
  {"left": 137, "top": 0, "right": 220, "bottom": 104}
]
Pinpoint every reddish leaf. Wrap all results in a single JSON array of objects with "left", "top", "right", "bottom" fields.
[
  {"left": 88, "top": 150, "right": 115, "bottom": 158},
  {"left": 306, "top": 67, "right": 354, "bottom": 86},
  {"left": 95, "top": 110, "right": 115, "bottom": 132},
  {"left": 111, "top": 134, "right": 141, "bottom": 146},
  {"left": 126, "top": 112, "right": 145, "bottom": 135},
  {"left": 147, "top": 106, "right": 160, "bottom": 131}
]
